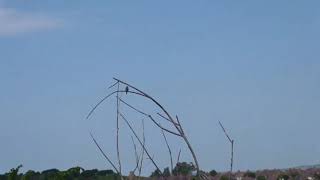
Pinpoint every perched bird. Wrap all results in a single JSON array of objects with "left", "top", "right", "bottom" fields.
[{"left": 125, "top": 86, "right": 129, "bottom": 94}]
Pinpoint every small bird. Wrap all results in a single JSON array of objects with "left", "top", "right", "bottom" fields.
[{"left": 125, "top": 86, "right": 129, "bottom": 94}]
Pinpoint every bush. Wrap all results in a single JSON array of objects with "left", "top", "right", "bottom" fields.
[
  {"left": 150, "top": 169, "right": 161, "bottom": 177},
  {"left": 220, "top": 175, "right": 228, "bottom": 180},
  {"left": 209, "top": 170, "right": 217, "bottom": 177},
  {"left": 277, "top": 174, "right": 289, "bottom": 180},
  {"left": 81, "top": 169, "right": 98, "bottom": 177},
  {"left": 256, "top": 175, "right": 267, "bottom": 180},
  {"left": 244, "top": 171, "right": 256, "bottom": 178},
  {"left": 97, "top": 169, "right": 115, "bottom": 176},
  {"left": 172, "top": 162, "right": 195, "bottom": 176},
  {"left": 163, "top": 167, "right": 171, "bottom": 177}
]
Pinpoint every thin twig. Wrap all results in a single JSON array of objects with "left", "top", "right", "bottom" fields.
[
  {"left": 108, "top": 80, "right": 119, "bottom": 89},
  {"left": 118, "top": 98, "right": 181, "bottom": 137},
  {"left": 119, "top": 98, "right": 149, "bottom": 116},
  {"left": 116, "top": 83, "right": 122, "bottom": 175},
  {"left": 89, "top": 132, "right": 120, "bottom": 174},
  {"left": 177, "top": 149, "right": 181, "bottom": 165},
  {"left": 161, "top": 129, "right": 173, "bottom": 172},
  {"left": 218, "top": 121, "right": 232, "bottom": 143},
  {"left": 138, "top": 119, "right": 145, "bottom": 179},
  {"left": 86, "top": 90, "right": 144, "bottom": 120},
  {"left": 113, "top": 77, "right": 201, "bottom": 176},
  {"left": 131, "top": 136, "right": 139, "bottom": 173},
  {"left": 157, "top": 113, "right": 180, "bottom": 126},
  {"left": 119, "top": 113, "right": 162, "bottom": 176}
]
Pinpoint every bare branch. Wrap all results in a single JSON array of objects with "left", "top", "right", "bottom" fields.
[
  {"left": 119, "top": 112, "right": 162, "bottom": 176},
  {"left": 138, "top": 119, "right": 145, "bottom": 179},
  {"left": 157, "top": 113, "right": 180, "bottom": 126},
  {"left": 113, "top": 77, "right": 201, "bottom": 176},
  {"left": 108, "top": 80, "right": 119, "bottom": 89},
  {"left": 218, "top": 121, "right": 234, "bottom": 180},
  {"left": 161, "top": 129, "right": 173, "bottom": 172},
  {"left": 177, "top": 149, "right": 181, "bottom": 165},
  {"left": 175, "top": 115, "right": 184, "bottom": 135},
  {"left": 131, "top": 136, "right": 139, "bottom": 173},
  {"left": 119, "top": 98, "right": 149, "bottom": 116},
  {"left": 118, "top": 98, "right": 181, "bottom": 137},
  {"left": 116, "top": 83, "right": 122, "bottom": 175},
  {"left": 218, "top": 121, "right": 232, "bottom": 143},
  {"left": 86, "top": 90, "right": 144, "bottom": 120},
  {"left": 148, "top": 115, "right": 182, "bottom": 137},
  {"left": 89, "top": 132, "right": 120, "bottom": 174}
]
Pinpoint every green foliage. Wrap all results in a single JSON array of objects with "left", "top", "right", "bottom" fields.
[
  {"left": 277, "top": 174, "right": 289, "bottom": 180},
  {"left": 244, "top": 171, "right": 256, "bottom": 178},
  {"left": 96, "top": 170, "right": 114, "bottom": 176},
  {"left": 8, "top": 164, "right": 23, "bottom": 180},
  {"left": 162, "top": 167, "right": 170, "bottom": 177},
  {"left": 220, "top": 175, "right": 228, "bottom": 180},
  {"left": 256, "top": 175, "right": 267, "bottom": 180},
  {"left": 81, "top": 169, "right": 98, "bottom": 178},
  {"left": 209, "top": 170, "right": 217, "bottom": 177},
  {"left": 150, "top": 169, "right": 161, "bottom": 177},
  {"left": 172, "top": 162, "right": 195, "bottom": 176}
]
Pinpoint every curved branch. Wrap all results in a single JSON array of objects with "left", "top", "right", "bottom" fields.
[
  {"left": 86, "top": 90, "right": 144, "bottom": 120},
  {"left": 113, "top": 77, "right": 201, "bottom": 175}
]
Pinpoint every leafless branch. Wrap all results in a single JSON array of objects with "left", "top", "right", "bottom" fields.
[
  {"left": 86, "top": 90, "right": 144, "bottom": 120},
  {"left": 108, "top": 81, "right": 119, "bottom": 89},
  {"left": 177, "top": 149, "right": 181, "bottom": 165},
  {"left": 157, "top": 113, "right": 180, "bottom": 126},
  {"left": 161, "top": 129, "right": 173, "bottom": 172},
  {"left": 89, "top": 132, "right": 119, "bottom": 174},
  {"left": 131, "top": 136, "right": 139, "bottom": 173},
  {"left": 218, "top": 121, "right": 232, "bottom": 143},
  {"left": 116, "top": 83, "right": 122, "bottom": 175},
  {"left": 218, "top": 121, "right": 234, "bottom": 180},
  {"left": 118, "top": 98, "right": 181, "bottom": 137},
  {"left": 113, "top": 77, "right": 201, "bottom": 176},
  {"left": 119, "top": 112, "right": 162, "bottom": 176},
  {"left": 138, "top": 119, "right": 145, "bottom": 179}
]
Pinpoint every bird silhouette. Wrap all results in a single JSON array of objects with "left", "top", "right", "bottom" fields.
[{"left": 125, "top": 86, "right": 129, "bottom": 94}]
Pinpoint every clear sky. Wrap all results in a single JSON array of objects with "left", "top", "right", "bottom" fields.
[{"left": 1, "top": 0, "right": 320, "bottom": 175}]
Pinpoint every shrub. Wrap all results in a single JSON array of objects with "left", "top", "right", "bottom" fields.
[
  {"left": 150, "top": 169, "right": 161, "bottom": 177},
  {"left": 163, "top": 167, "right": 171, "bottom": 177},
  {"left": 97, "top": 169, "right": 115, "bottom": 176},
  {"left": 172, "top": 162, "right": 195, "bottom": 176},
  {"left": 220, "top": 175, "right": 228, "bottom": 180},
  {"left": 256, "top": 175, "right": 267, "bottom": 180},
  {"left": 277, "top": 174, "right": 289, "bottom": 180},
  {"left": 209, "top": 170, "right": 217, "bottom": 177},
  {"left": 244, "top": 171, "right": 256, "bottom": 178},
  {"left": 81, "top": 169, "right": 98, "bottom": 177}
]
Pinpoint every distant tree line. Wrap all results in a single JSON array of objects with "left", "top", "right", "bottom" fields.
[{"left": 0, "top": 165, "right": 119, "bottom": 180}]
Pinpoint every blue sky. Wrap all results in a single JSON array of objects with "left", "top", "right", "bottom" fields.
[{"left": 0, "top": 0, "right": 320, "bottom": 175}]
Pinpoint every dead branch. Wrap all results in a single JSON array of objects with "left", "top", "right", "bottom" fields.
[
  {"left": 138, "top": 119, "right": 145, "bottom": 180},
  {"left": 118, "top": 98, "right": 181, "bottom": 137},
  {"left": 89, "top": 132, "right": 120, "bottom": 174},
  {"left": 177, "top": 149, "right": 181, "bottom": 165},
  {"left": 88, "top": 78, "right": 202, "bottom": 177},
  {"left": 131, "top": 136, "right": 139, "bottom": 173},
  {"left": 157, "top": 113, "right": 180, "bottom": 126},
  {"left": 161, "top": 129, "right": 173, "bottom": 172},
  {"left": 218, "top": 121, "right": 234, "bottom": 180},
  {"left": 114, "top": 78, "right": 200, "bottom": 176},
  {"left": 116, "top": 82, "right": 122, "bottom": 176},
  {"left": 119, "top": 112, "right": 162, "bottom": 176}
]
